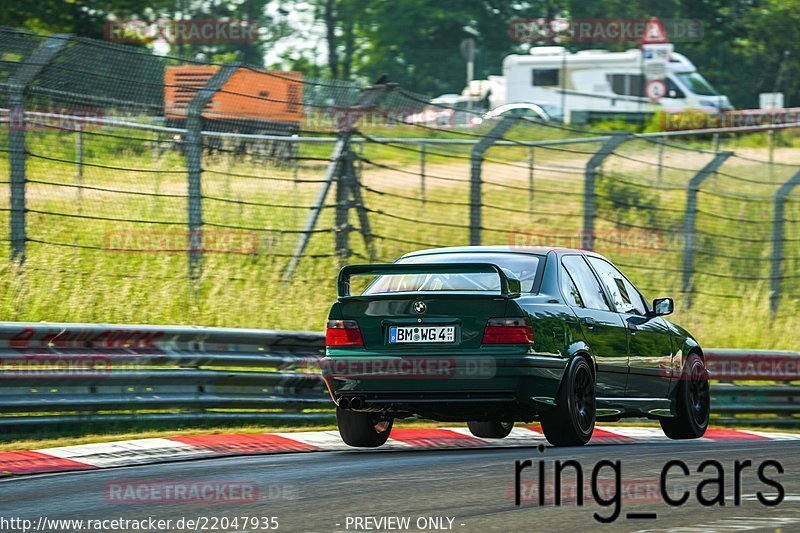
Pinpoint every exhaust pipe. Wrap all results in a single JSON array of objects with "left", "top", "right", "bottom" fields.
[
  {"left": 338, "top": 397, "right": 350, "bottom": 409},
  {"left": 349, "top": 396, "right": 364, "bottom": 410}
]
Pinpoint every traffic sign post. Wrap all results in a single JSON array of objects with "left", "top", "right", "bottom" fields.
[{"left": 641, "top": 18, "right": 672, "bottom": 103}]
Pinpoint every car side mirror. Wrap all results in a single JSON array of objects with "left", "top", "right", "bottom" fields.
[{"left": 652, "top": 297, "right": 674, "bottom": 316}]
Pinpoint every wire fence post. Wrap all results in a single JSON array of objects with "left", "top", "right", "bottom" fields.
[
  {"left": 770, "top": 169, "right": 800, "bottom": 314},
  {"left": 185, "top": 63, "right": 239, "bottom": 282},
  {"left": 335, "top": 134, "right": 354, "bottom": 263},
  {"left": 357, "top": 141, "right": 364, "bottom": 181},
  {"left": 528, "top": 146, "right": 535, "bottom": 219},
  {"left": 7, "top": 34, "right": 70, "bottom": 264},
  {"left": 349, "top": 147, "right": 376, "bottom": 262},
  {"left": 284, "top": 78, "right": 394, "bottom": 279},
  {"left": 419, "top": 142, "right": 426, "bottom": 205},
  {"left": 656, "top": 137, "right": 664, "bottom": 187},
  {"left": 283, "top": 134, "right": 349, "bottom": 281},
  {"left": 768, "top": 129, "right": 775, "bottom": 180},
  {"left": 681, "top": 151, "right": 733, "bottom": 306},
  {"left": 582, "top": 133, "right": 629, "bottom": 250},
  {"left": 469, "top": 116, "right": 515, "bottom": 245},
  {"left": 75, "top": 124, "right": 83, "bottom": 213}
]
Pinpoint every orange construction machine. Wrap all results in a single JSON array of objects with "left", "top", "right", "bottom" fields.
[{"left": 164, "top": 65, "right": 303, "bottom": 134}]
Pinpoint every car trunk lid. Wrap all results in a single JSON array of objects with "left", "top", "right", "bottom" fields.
[{"left": 336, "top": 263, "right": 521, "bottom": 351}]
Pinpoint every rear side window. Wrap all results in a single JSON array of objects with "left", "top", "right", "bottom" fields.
[
  {"left": 587, "top": 257, "right": 647, "bottom": 315},
  {"left": 562, "top": 256, "right": 610, "bottom": 311},
  {"left": 363, "top": 253, "right": 541, "bottom": 295},
  {"left": 561, "top": 267, "right": 584, "bottom": 307}
]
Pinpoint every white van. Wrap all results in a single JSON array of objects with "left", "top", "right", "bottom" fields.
[{"left": 499, "top": 46, "right": 732, "bottom": 123}]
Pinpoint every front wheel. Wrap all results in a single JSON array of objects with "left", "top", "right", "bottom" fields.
[
  {"left": 661, "top": 353, "right": 709, "bottom": 439},
  {"left": 540, "top": 356, "right": 595, "bottom": 446},
  {"left": 467, "top": 420, "right": 514, "bottom": 439},
  {"left": 336, "top": 407, "right": 393, "bottom": 448}
]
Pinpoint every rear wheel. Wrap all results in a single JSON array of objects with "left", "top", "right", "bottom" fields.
[
  {"left": 467, "top": 420, "right": 514, "bottom": 439},
  {"left": 661, "top": 353, "right": 709, "bottom": 439},
  {"left": 336, "top": 407, "right": 393, "bottom": 448},
  {"left": 541, "top": 356, "right": 595, "bottom": 446}
]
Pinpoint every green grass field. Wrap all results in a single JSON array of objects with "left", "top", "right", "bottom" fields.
[{"left": 0, "top": 121, "right": 798, "bottom": 350}]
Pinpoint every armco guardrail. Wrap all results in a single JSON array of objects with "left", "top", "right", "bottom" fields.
[
  {"left": 0, "top": 322, "right": 329, "bottom": 430},
  {"left": 0, "top": 323, "right": 796, "bottom": 431},
  {"left": 705, "top": 349, "right": 799, "bottom": 426}
]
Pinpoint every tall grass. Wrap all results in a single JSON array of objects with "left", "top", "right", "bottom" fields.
[{"left": 0, "top": 121, "right": 797, "bottom": 349}]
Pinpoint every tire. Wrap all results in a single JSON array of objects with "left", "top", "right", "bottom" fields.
[
  {"left": 336, "top": 407, "right": 393, "bottom": 448},
  {"left": 467, "top": 420, "right": 514, "bottom": 439},
  {"left": 540, "top": 356, "right": 595, "bottom": 446},
  {"left": 660, "top": 353, "right": 710, "bottom": 440}
]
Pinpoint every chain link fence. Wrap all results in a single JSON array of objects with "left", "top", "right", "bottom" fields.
[{"left": 1, "top": 26, "right": 799, "bottom": 344}]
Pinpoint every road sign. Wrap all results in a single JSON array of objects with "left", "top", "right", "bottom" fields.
[
  {"left": 645, "top": 79, "right": 667, "bottom": 101},
  {"left": 642, "top": 42, "right": 673, "bottom": 81},
  {"left": 642, "top": 17, "right": 669, "bottom": 44},
  {"left": 759, "top": 93, "right": 784, "bottom": 109}
]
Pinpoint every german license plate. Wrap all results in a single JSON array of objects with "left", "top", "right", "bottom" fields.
[{"left": 389, "top": 325, "right": 455, "bottom": 344}]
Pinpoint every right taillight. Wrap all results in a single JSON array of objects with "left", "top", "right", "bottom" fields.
[
  {"left": 482, "top": 317, "right": 534, "bottom": 344},
  {"left": 326, "top": 319, "right": 364, "bottom": 347}
]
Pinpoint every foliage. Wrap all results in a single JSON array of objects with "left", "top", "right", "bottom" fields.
[
  {"left": 2, "top": 1, "right": 799, "bottom": 105},
  {"left": 596, "top": 172, "right": 662, "bottom": 227}
]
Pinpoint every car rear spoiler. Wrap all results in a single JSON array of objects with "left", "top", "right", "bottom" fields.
[{"left": 337, "top": 263, "right": 521, "bottom": 298}]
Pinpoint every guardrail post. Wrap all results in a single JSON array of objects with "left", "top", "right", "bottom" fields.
[
  {"left": 770, "top": 170, "right": 800, "bottom": 313},
  {"left": 681, "top": 151, "right": 733, "bottom": 306},
  {"left": 582, "top": 133, "right": 629, "bottom": 250},
  {"left": 7, "top": 34, "right": 70, "bottom": 263},
  {"left": 185, "top": 63, "right": 239, "bottom": 281},
  {"left": 469, "top": 116, "right": 515, "bottom": 245}
]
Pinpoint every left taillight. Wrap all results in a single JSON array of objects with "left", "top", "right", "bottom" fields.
[
  {"left": 482, "top": 317, "right": 534, "bottom": 345},
  {"left": 326, "top": 319, "right": 364, "bottom": 347}
]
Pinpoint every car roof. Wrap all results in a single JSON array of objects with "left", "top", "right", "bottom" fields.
[
  {"left": 400, "top": 245, "right": 605, "bottom": 259},
  {"left": 496, "top": 103, "right": 542, "bottom": 110}
]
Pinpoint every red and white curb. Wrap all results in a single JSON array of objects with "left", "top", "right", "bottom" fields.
[{"left": 1, "top": 426, "right": 797, "bottom": 477}]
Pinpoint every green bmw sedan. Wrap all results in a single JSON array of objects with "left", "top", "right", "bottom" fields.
[{"left": 322, "top": 246, "right": 710, "bottom": 447}]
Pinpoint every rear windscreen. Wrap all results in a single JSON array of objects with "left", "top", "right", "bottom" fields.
[{"left": 361, "top": 253, "right": 542, "bottom": 295}]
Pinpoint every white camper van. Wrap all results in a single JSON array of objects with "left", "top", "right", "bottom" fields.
[{"left": 499, "top": 46, "right": 732, "bottom": 123}]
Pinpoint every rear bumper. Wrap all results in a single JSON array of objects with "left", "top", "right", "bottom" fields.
[{"left": 321, "top": 354, "right": 567, "bottom": 419}]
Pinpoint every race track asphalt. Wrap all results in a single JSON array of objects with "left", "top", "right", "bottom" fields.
[{"left": 0, "top": 439, "right": 797, "bottom": 533}]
